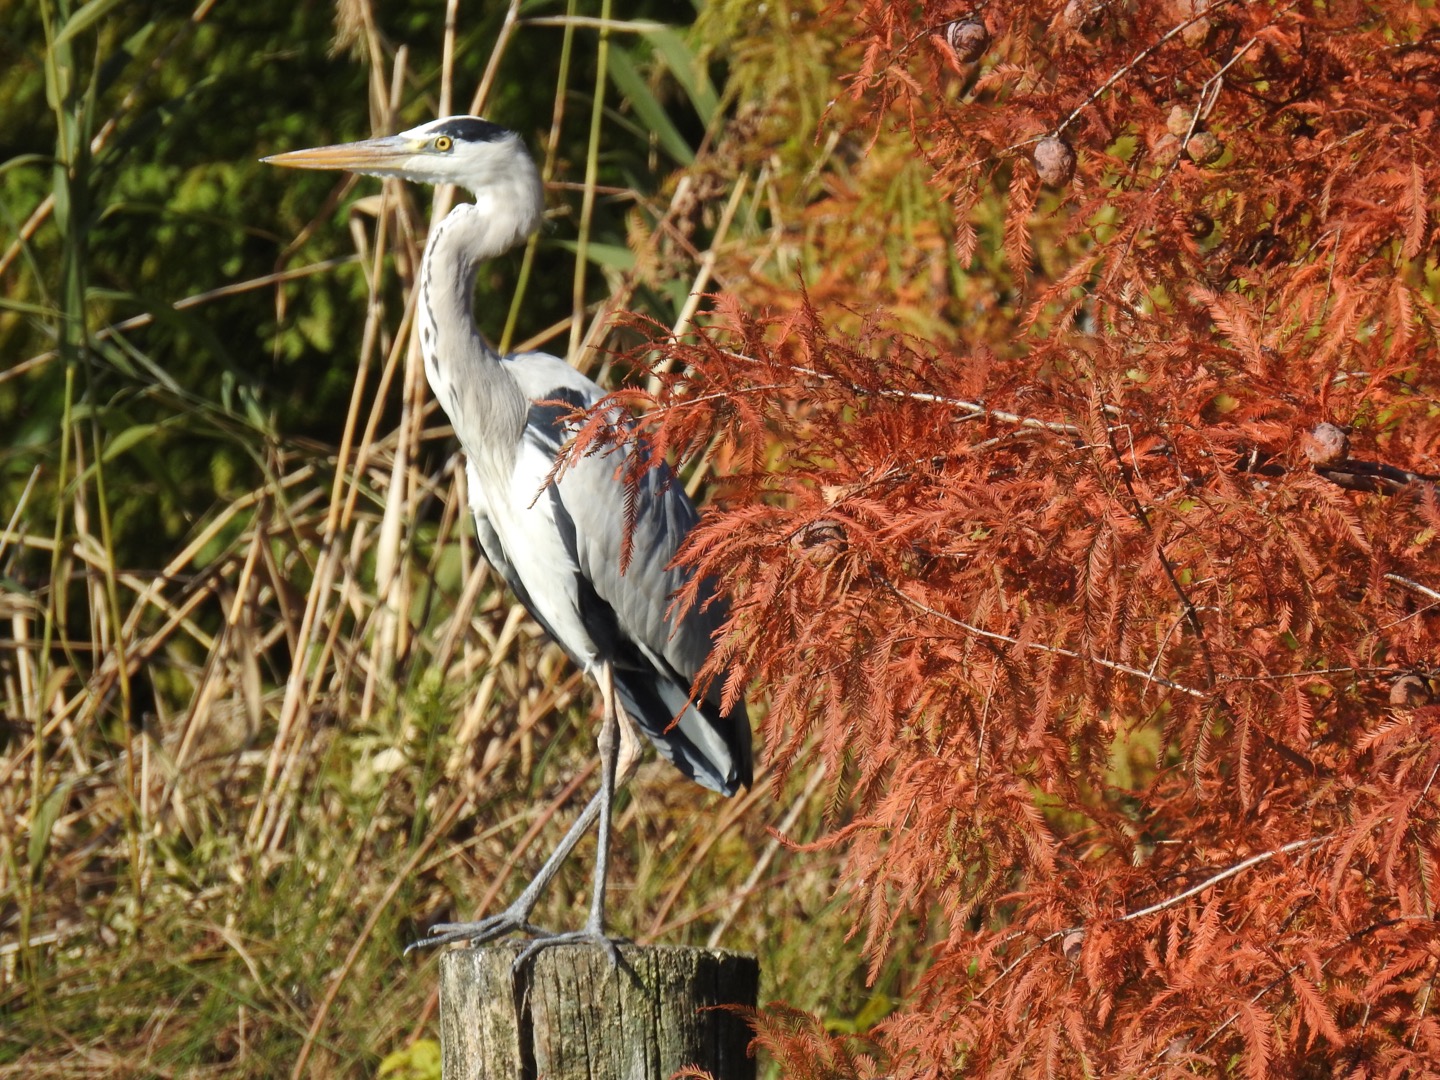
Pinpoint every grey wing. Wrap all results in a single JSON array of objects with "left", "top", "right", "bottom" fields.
[
  {"left": 500, "top": 349, "right": 608, "bottom": 410},
  {"left": 502, "top": 352, "right": 752, "bottom": 795},
  {"left": 461, "top": 351, "right": 604, "bottom": 659},
  {"left": 551, "top": 430, "right": 752, "bottom": 796},
  {"left": 466, "top": 477, "right": 576, "bottom": 663}
]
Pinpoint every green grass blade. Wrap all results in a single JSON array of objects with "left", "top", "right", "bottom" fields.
[
  {"left": 644, "top": 26, "right": 716, "bottom": 124},
  {"left": 51, "top": 0, "right": 127, "bottom": 48},
  {"left": 552, "top": 239, "right": 636, "bottom": 271},
  {"left": 27, "top": 779, "right": 73, "bottom": 883},
  {"left": 608, "top": 44, "right": 695, "bottom": 166}
]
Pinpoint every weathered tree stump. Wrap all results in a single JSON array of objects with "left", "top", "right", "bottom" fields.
[{"left": 439, "top": 943, "right": 758, "bottom": 1080}]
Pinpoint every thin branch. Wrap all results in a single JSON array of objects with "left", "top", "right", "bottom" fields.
[
  {"left": 1317, "top": 459, "right": 1440, "bottom": 494},
  {"left": 1190, "top": 958, "right": 1307, "bottom": 1054},
  {"left": 952, "top": 0, "right": 1246, "bottom": 171},
  {"left": 973, "top": 930, "right": 1070, "bottom": 1003},
  {"left": 889, "top": 581, "right": 1207, "bottom": 698},
  {"left": 1222, "top": 666, "right": 1391, "bottom": 683},
  {"left": 1385, "top": 573, "right": 1440, "bottom": 603},
  {"left": 1119, "top": 837, "right": 1328, "bottom": 923},
  {"left": 1103, "top": 402, "right": 1220, "bottom": 688},
  {"left": 719, "top": 349, "right": 1095, "bottom": 437},
  {"left": 1052, "top": 3, "right": 1242, "bottom": 139},
  {"left": 522, "top": 15, "right": 666, "bottom": 31},
  {"left": 1190, "top": 914, "right": 1436, "bottom": 1055}
]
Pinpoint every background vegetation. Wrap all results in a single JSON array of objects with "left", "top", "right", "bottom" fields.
[{"left": 5, "top": 0, "right": 1440, "bottom": 1076}]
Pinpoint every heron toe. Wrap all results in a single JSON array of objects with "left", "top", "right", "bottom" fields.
[
  {"left": 511, "top": 927, "right": 630, "bottom": 972},
  {"left": 405, "top": 912, "right": 545, "bottom": 954}
]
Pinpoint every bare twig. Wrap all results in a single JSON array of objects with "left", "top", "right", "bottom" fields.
[
  {"left": 1052, "top": 3, "right": 1242, "bottom": 140},
  {"left": 1190, "top": 914, "right": 1436, "bottom": 1055},
  {"left": 1119, "top": 836, "right": 1327, "bottom": 923},
  {"left": 1103, "top": 406, "right": 1220, "bottom": 689},
  {"left": 1385, "top": 573, "right": 1440, "bottom": 603},
  {"left": 951, "top": 0, "right": 1245, "bottom": 172},
  {"left": 705, "top": 759, "right": 826, "bottom": 947},
  {"left": 523, "top": 15, "right": 666, "bottom": 32},
  {"left": 1317, "top": 460, "right": 1440, "bottom": 495},
  {"left": 718, "top": 348, "right": 1094, "bottom": 437},
  {"left": 891, "top": 583, "right": 1207, "bottom": 699}
]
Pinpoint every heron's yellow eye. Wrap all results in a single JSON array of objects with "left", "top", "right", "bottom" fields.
[{"left": 434, "top": 135, "right": 453, "bottom": 152}]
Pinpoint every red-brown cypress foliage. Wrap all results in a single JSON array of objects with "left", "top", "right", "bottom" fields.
[{"left": 582, "top": 0, "right": 1440, "bottom": 1073}]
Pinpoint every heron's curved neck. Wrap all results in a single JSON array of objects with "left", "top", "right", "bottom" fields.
[{"left": 417, "top": 203, "right": 528, "bottom": 456}]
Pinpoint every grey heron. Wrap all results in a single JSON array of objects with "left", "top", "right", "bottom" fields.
[{"left": 265, "top": 116, "right": 752, "bottom": 958}]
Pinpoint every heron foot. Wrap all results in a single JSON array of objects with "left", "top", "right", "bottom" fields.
[
  {"left": 511, "top": 926, "right": 630, "bottom": 972},
  {"left": 404, "top": 911, "right": 546, "bottom": 955},
  {"left": 405, "top": 916, "right": 629, "bottom": 968}
]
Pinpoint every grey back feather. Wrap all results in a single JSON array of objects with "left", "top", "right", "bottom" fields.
[{"left": 469, "top": 351, "right": 752, "bottom": 795}]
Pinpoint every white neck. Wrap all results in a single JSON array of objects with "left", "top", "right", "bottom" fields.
[{"left": 416, "top": 204, "right": 531, "bottom": 471}]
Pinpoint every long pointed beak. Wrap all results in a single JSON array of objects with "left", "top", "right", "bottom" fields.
[{"left": 262, "top": 135, "right": 415, "bottom": 174}]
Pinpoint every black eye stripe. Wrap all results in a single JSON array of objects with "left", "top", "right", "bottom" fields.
[{"left": 429, "top": 117, "right": 510, "bottom": 144}]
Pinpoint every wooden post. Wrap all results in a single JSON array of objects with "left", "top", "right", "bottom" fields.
[{"left": 439, "top": 943, "right": 758, "bottom": 1080}]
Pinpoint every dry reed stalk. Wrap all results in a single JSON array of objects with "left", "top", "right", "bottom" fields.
[
  {"left": 2, "top": 6, "right": 810, "bottom": 1072},
  {"left": 648, "top": 171, "right": 750, "bottom": 396}
]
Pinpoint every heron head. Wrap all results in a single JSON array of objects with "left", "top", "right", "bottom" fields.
[{"left": 264, "top": 116, "right": 543, "bottom": 238}]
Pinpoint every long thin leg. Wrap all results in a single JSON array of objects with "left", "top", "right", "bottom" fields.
[
  {"left": 579, "top": 663, "right": 646, "bottom": 933},
  {"left": 406, "top": 787, "right": 604, "bottom": 953},
  {"left": 410, "top": 661, "right": 638, "bottom": 962},
  {"left": 584, "top": 662, "right": 623, "bottom": 935},
  {"left": 507, "top": 662, "right": 626, "bottom": 968}
]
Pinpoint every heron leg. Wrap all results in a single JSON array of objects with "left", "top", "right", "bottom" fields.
[
  {"left": 405, "top": 787, "right": 604, "bottom": 953},
  {"left": 584, "top": 665, "right": 642, "bottom": 933},
  {"left": 408, "top": 662, "right": 641, "bottom": 964},
  {"left": 506, "top": 662, "right": 636, "bottom": 970},
  {"left": 614, "top": 683, "right": 644, "bottom": 785}
]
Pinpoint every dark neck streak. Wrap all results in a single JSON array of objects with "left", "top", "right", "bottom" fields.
[{"left": 418, "top": 205, "right": 528, "bottom": 477}]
